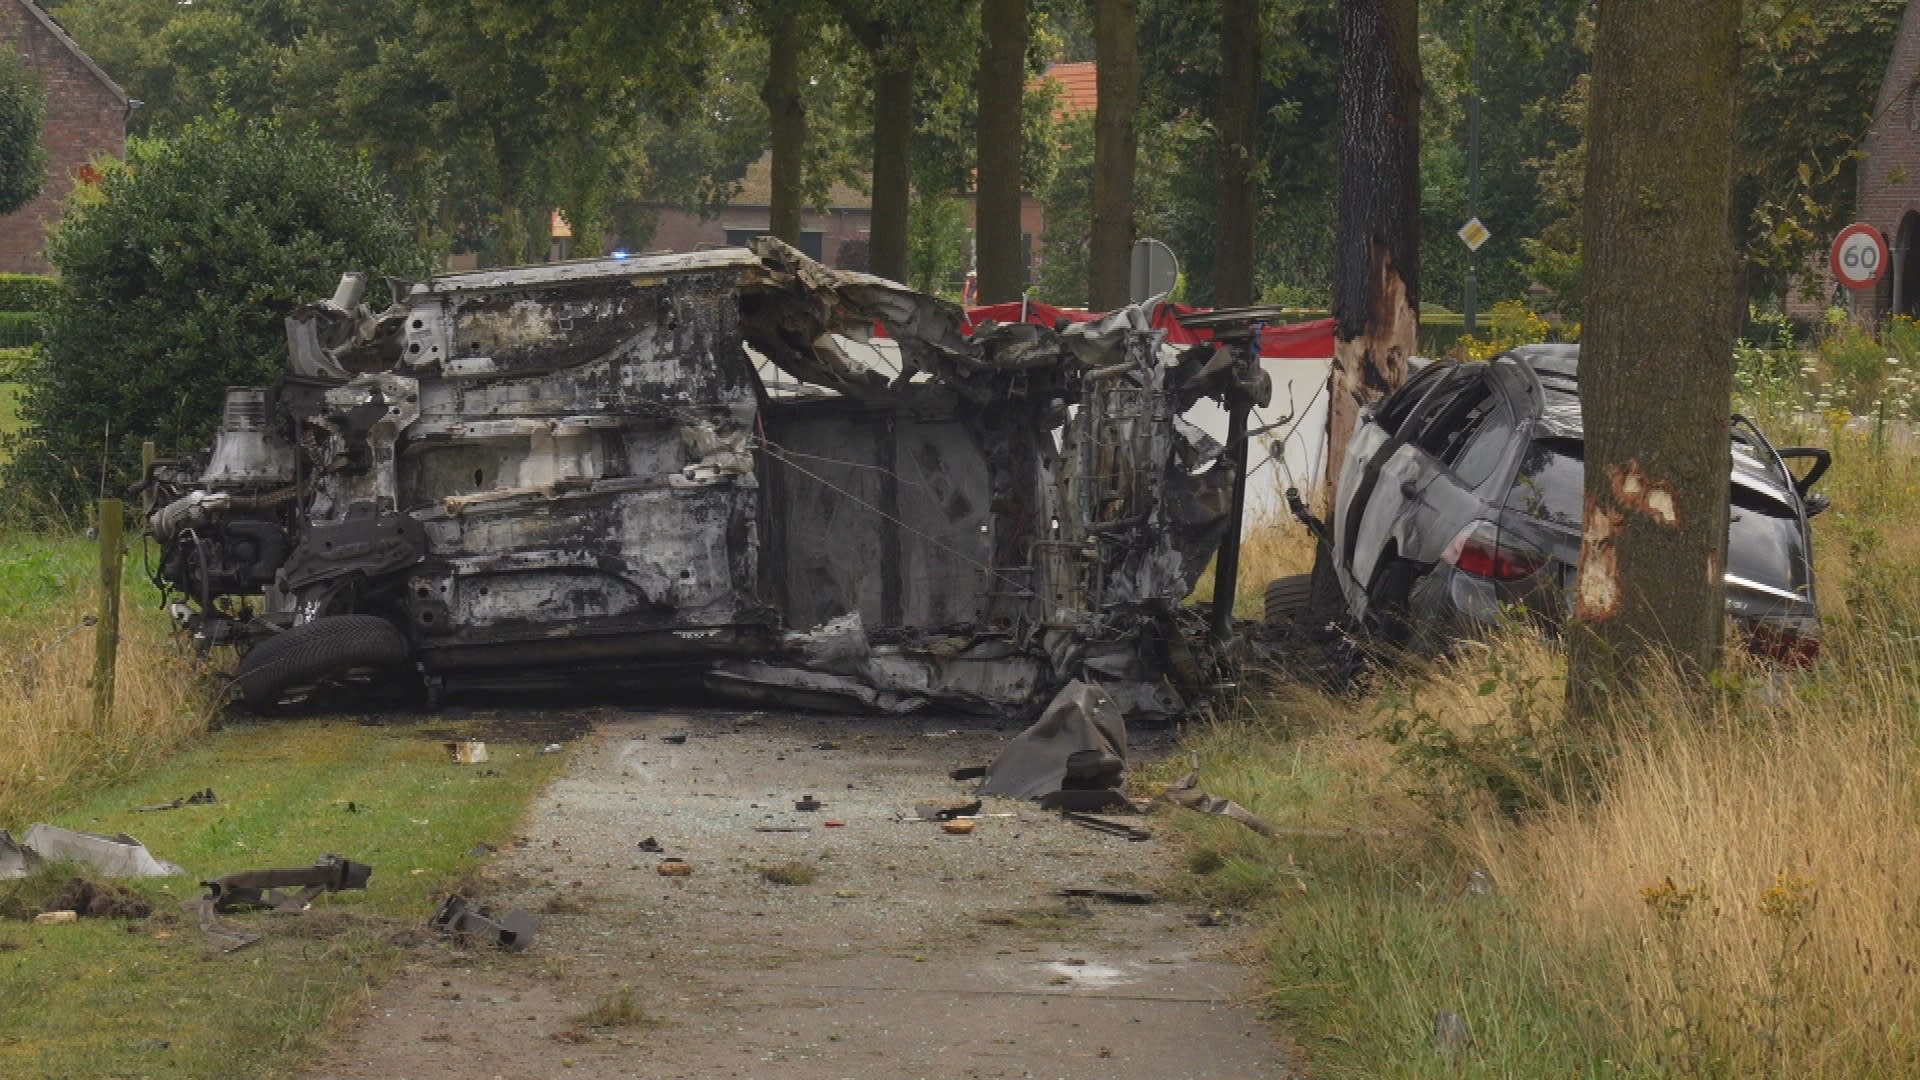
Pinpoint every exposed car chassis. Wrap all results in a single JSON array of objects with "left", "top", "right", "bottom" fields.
[{"left": 138, "top": 240, "right": 1274, "bottom": 719}]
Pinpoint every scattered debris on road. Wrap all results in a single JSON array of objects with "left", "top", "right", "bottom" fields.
[
  {"left": 1059, "top": 813, "right": 1152, "bottom": 842},
  {"left": 656, "top": 859, "right": 693, "bottom": 877},
  {"left": 1056, "top": 887, "right": 1155, "bottom": 905},
  {"left": 913, "top": 799, "right": 982, "bottom": 821},
  {"left": 429, "top": 895, "right": 539, "bottom": 951}
]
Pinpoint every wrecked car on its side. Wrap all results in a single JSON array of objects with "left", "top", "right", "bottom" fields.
[
  {"left": 1282, "top": 344, "right": 1825, "bottom": 663},
  {"left": 139, "top": 240, "right": 1270, "bottom": 718}
]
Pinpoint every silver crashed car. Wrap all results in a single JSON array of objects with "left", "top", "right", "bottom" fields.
[{"left": 1289, "top": 344, "right": 1825, "bottom": 664}]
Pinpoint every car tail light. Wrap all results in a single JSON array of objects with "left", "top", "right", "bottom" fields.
[
  {"left": 1746, "top": 622, "right": 1821, "bottom": 669},
  {"left": 1441, "top": 520, "right": 1546, "bottom": 582}
]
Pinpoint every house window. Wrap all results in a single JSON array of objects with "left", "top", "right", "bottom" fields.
[{"left": 725, "top": 227, "right": 823, "bottom": 262}]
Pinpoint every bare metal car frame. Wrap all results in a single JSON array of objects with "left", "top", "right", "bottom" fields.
[{"left": 140, "top": 241, "right": 1272, "bottom": 718}]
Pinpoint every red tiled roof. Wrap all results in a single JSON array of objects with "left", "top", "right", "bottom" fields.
[{"left": 1037, "top": 62, "right": 1097, "bottom": 122}]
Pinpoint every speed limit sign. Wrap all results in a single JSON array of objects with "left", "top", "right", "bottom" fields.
[{"left": 1831, "top": 223, "right": 1889, "bottom": 290}]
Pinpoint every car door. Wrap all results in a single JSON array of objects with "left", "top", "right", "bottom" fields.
[
  {"left": 1342, "top": 366, "right": 1505, "bottom": 606},
  {"left": 1331, "top": 362, "right": 1457, "bottom": 600}
]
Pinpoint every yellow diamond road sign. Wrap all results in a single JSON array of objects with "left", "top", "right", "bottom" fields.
[{"left": 1458, "top": 217, "right": 1490, "bottom": 253}]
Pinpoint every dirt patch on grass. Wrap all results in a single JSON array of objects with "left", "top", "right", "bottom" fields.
[{"left": 48, "top": 877, "right": 152, "bottom": 918}]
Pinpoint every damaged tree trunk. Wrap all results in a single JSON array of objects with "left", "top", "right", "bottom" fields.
[
  {"left": 1566, "top": 0, "right": 1741, "bottom": 721},
  {"left": 869, "top": 47, "right": 917, "bottom": 284},
  {"left": 976, "top": 0, "right": 1028, "bottom": 303},
  {"left": 1089, "top": 0, "right": 1139, "bottom": 312},
  {"left": 1213, "top": 0, "right": 1260, "bottom": 308},
  {"left": 1322, "top": 0, "right": 1419, "bottom": 504},
  {"left": 761, "top": 8, "right": 808, "bottom": 246}
]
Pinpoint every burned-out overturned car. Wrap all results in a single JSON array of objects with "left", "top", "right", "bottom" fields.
[{"left": 139, "top": 241, "right": 1271, "bottom": 719}]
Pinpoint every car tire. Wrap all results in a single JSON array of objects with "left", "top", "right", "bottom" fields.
[
  {"left": 1369, "top": 558, "right": 1424, "bottom": 648},
  {"left": 1263, "top": 575, "right": 1315, "bottom": 628},
  {"left": 235, "top": 615, "right": 410, "bottom": 711}
]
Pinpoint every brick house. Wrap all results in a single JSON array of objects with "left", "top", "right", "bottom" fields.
[
  {"left": 0, "top": 0, "right": 129, "bottom": 275},
  {"left": 1856, "top": 0, "right": 1920, "bottom": 322}
]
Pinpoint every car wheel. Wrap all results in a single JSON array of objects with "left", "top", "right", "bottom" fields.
[
  {"left": 1263, "top": 575, "right": 1314, "bottom": 628},
  {"left": 235, "top": 615, "right": 410, "bottom": 712},
  {"left": 1368, "top": 558, "right": 1424, "bottom": 648}
]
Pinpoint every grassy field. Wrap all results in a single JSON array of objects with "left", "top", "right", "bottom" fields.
[
  {"left": 0, "top": 722, "right": 567, "bottom": 1078},
  {"left": 1176, "top": 411, "right": 1920, "bottom": 1077}
]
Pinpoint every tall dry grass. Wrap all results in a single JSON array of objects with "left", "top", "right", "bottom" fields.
[
  {"left": 0, "top": 536, "right": 214, "bottom": 821},
  {"left": 1176, "top": 406, "right": 1920, "bottom": 1075}
]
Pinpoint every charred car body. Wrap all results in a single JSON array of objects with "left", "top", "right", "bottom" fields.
[
  {"left": 1304, "top": 344, "right": 1825, "bottom": 662},
  {"left": 141, "top": 241, "right": 1271, "bottom": 716}
]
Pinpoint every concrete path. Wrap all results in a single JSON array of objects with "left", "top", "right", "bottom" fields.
[{"left": 307, "top": 708, "right": 1295, "bottom": 1080}]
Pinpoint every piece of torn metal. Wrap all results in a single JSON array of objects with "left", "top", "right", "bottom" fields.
[
  {"left": 1059, "top": 812, "right": 1152, "bottom": 842},
  {"left": 1159, "top": 767, "right": 1278, "bottom": 838},
  {"left": 979, "top": 680, "right": 1127, "bottom": 801},
  {"left": 202, "top": 854, "right": 373, "bottom": 912},
  {"left": 429, "top": 895, "right": 539, "bottom": 951},
  {"left": 0, "top": 830, "right": 36, "bottom": 880},
  {"left": 18, "top": 824, "right": 186, "bottom": 878},
  {"left": 1055, "top": 887, "right": 1155, "bottom": 905},
  {"left": 134, "top": 788, "right": 217, "bottom": 812},
  {"left": 184, "top": 896, "right": 261, "bottom": 952},
  {"left": 913, "top": 799, "right": 982, "bottom": 821}
]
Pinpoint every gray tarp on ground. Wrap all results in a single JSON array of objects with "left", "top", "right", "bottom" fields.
[{"left": 979, "top": 679, "right": 1128, "bottom": 800}]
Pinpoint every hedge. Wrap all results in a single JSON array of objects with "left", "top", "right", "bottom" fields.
[{"left": 0, "top": 272, "right": 57, "bottom": 314}]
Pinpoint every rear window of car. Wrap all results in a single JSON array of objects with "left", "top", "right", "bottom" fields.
[{"left": 1505, "top": 438, "right": 1584, "bottom": 530}]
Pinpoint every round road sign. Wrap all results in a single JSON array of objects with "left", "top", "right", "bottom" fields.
[{"left": 1830, "top": 223, "right": 1889, "bottom": 290}]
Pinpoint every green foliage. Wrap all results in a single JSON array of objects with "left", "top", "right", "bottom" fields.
[
  {"left": 1374, "top": 646, "right": 1603, "bottom": 820},
  {"left": 0, "top": 47, "right": 47, "bottom": 216},
  {"left": 1735, "top": 0, "right": 1908, "bottom": 297},
  {"left": 0, "top": 273, "right": 60, "bottom": 314},
  {"left": 3, "top": 113, "right": 429, "bottom": 513},
  {"left": 0, "top": 312, "right": 39, "bottom": 349},
  {"left": 906, "top": 187, "right": 970, "bottom": 297}
]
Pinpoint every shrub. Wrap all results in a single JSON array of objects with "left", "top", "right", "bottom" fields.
[{"left": 3, "top": 113, "right": 431, "bottom": 512}]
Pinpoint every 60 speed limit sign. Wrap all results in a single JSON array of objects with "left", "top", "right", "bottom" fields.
[{"left": 1831, "top": 223, "right": 1889, "bottom": 290}]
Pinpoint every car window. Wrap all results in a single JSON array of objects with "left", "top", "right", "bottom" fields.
[
  {"left": 1374, "top": 362, "right": 1451, "bottom": 435},
  {"left": 1505, "top": 438, "right": 1584, "bottom": 531},
  {"left": 1446, "top": 398, "right": 1514, "bottom": 488},
  {"left": 1410, "top": 370, "right": 1492, "bottom": 459},
  {"left": 1728, "top": 485, "right": 1810, "bottom": 595}
]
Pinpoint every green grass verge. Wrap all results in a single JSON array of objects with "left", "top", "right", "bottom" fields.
[
  {"left": 0, "top": 720, "right": 568, "bottom": 1079},
  {"left": 0, "top": 382, "right": 22, "bottom": 465}
]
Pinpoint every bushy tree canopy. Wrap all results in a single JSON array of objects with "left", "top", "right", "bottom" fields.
[
  {"left": 4, "top": 113, "right": 430, "bottom": 511},
  {"left": 0, "top": 48, "right": 48, "bottom": 216}
]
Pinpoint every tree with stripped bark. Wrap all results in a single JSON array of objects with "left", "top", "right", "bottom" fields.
[
  {"left": 1565, "top": 0, "right": 1742, "bottom": 719},
  {"left": 1321, "top": 0, "right": 1420, "bottom": 502}
]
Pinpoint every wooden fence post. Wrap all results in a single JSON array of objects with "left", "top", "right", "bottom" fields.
[{"left": 93, "top": 498, "right": 122, "bottom": 733}]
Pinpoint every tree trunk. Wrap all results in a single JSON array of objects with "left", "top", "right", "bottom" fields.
[
  {"left": 761, "top": 8, "right": 807, "bottom": 246},
  {"left": 1214, "top": 0, "right": 1260, "bottom": 308},
  {"left": 1566, "top": 0, "right": 1741, "bottom": 721},
  {"left": 976, "top": 0, "right": 1027, "bottom": 303},
  {"left": 869, "top": 49, "right": 916, "bottom": 283},
  {"left": 1322, "top": 0, "right": 1419, "bottom": 503},
  {"left": 1089, "top": 0, "right": 1139, "bottom": 311}
]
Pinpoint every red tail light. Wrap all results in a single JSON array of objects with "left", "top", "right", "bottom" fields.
[
  {"left": 1746, "top": 622, "right": 1821, "bottom": 669},
  {"left": 1441, "top": 520, "right": 1546, "bottom": 582}
]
